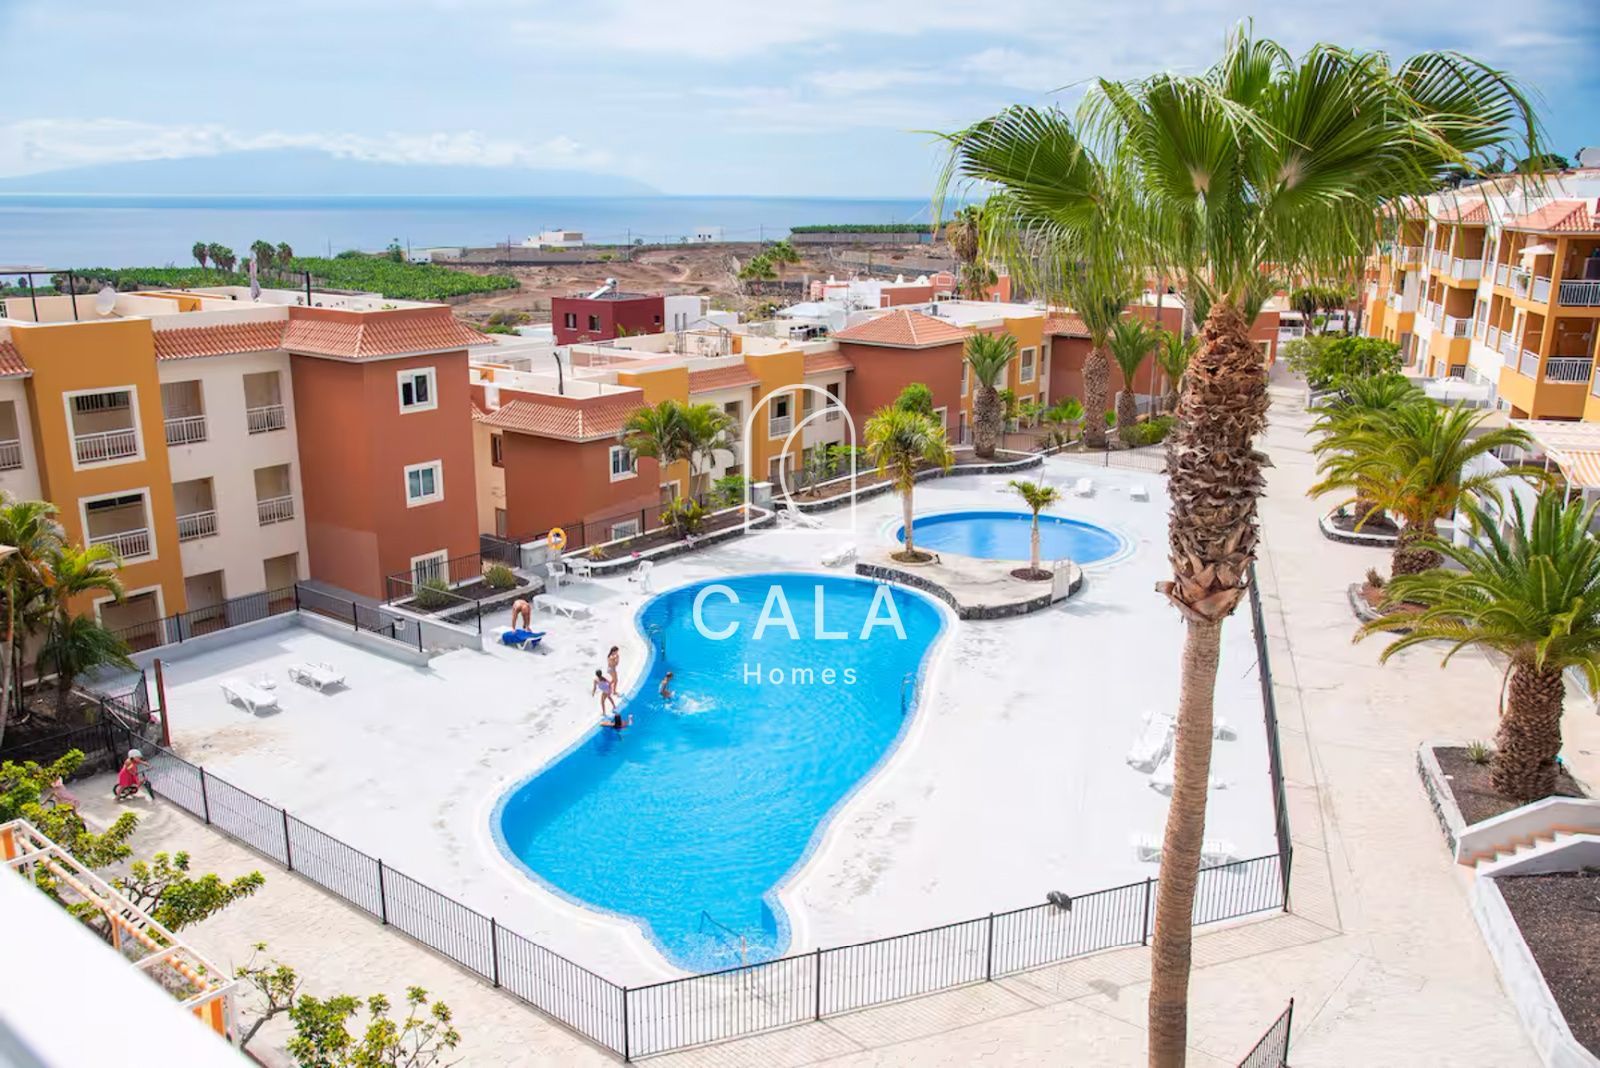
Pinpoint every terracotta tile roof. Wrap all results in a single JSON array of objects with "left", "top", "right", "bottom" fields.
[
  {"left": 1044, "top": 314, "right": 1090, "bottom": 338},
  {"left": 1434, "top": 200, "right": 1490, "bottom": 225},
  {"left": 480, "top": 396, "right": 638, "bottom": 442},
  {"left": 833, "top": 310, "right": 970, "bottom": 349},
  {"left": 802, "top": 351, "right": 853, "bottom": 375},
  {"left": 1508, "top": 200, "right": 1597, "bottom": 234},
  {"left": 0, "top": 340, "right": 28, "bottom": 378},
  {"left": 153, "top": 320, "right": 285, "bottom": 361},
  {"left": 687, "top": 366, "right": 760, "bottom": 394},
  {"left": 282, "top": 309, "right": 487, "bottom": 359}
]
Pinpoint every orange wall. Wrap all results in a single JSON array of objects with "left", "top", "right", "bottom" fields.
[
  {"left": 291, "top": 351, "right": 478, "bottom": 599},
  {"left": 501, "top": 432, "right": 660, "bottom": 542},
  {"left": 12, "top": 319, "right": 186, "bottom": 615},
  {"left": 840, "top": 340, "right": 964, "bottom": 433},
  {"left": 746, "top": 349, "right": 805, "bottom": 477},
  {"left": 616, "top": 365, "right": 692, "bottom": 495}
]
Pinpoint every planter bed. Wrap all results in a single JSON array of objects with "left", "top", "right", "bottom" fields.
[
  {"left": 792, "top": 451, "right": 1042, "bottom": 514},
  {"left": 1496, "top": 872, "right": 1600, "bottom": 1060},
  {"left": 1435, "top": 746, "right": 1587, "bottom": 826},
  {"left": 1319, "top": 509, "right": 1401, "bottom": 547},
  {"left": 566, "top": 507, "right": 776, "bottom": 576}
]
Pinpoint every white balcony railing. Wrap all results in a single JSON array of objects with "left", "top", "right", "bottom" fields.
[
  {"left": 768, "top": 415, "right": 793, "bottom": 439},
  {"left": 163, "top": 414, "right": 207, "bottom": 447},
  {"left": 0, "top": 439, "right": 20, "bottom": 471},
  {"left": 1559, "top": 279, "right": 1600, "bottom": 307},
  {"left": 1545, "top": 357, "right": 1594, "bottom": 384},
  {"left": 1520, "top": 349, "right": 1541, "bottom": 377},
  {"left": 1495, "top": 263, "right": 1511, "bottom": 287},
  {"left": 176, "top": 510, "right": 218, "bottom": 542},
  {"left": 1277, "top": 326, "right": 1306, "bottom": 341},
  {"left": 1431, "top": 303, "right": 1445, "bottom": 328},
  {"left": 1442, "top": 315, "right": 1472, "bottom": 338},
  {"left": 89, "top": 527, "right": 151, "bottom": 560},
  {"left": 73, "top": 427, "right": 138, "bottom": 465},
  {"left": 1449, "top": 258, "right": 1483, "bottom": 282},
  {"left": 257, "top": 494, "right": 295, "bottom": 525},
  {"left": 246, "top": 404, "right": 287, "bottom": 434},
  {"left": 1396, "top": 244, "right": 1423, "bottom": 263},
  {"left": 1498, "top": 331, "right": 1517, "bottom": 359},
  {"left": 1430, "top": 249, "right": 1447, "bottom": 268},
  {"left": 1532, "top": 276, "right": 1552, "bottom": 303},
  {"left": 1487, "top": 326, "right": 1501, "bottom": 350}
]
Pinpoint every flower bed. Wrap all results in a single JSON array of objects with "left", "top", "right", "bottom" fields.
[
  {"left": 791, "top": 451, "right": 1042, "bottom": 514},
  {"left": 563, "top": 506, "right": 775, "bottom": 575}
]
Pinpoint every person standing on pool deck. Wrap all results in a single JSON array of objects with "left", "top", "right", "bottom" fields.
[
  {"left": 593, "top": 669, "right": 617, "bottom": 717},
  {"left": 510, "top": 598, "right": 532, "bottom": 631},
  {"left": 606, "top": 645, "right": 620, "bottom": 692}
]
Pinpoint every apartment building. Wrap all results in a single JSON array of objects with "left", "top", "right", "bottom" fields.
[
  {"left": 550, "top": 284, "right": 665, "bottom": 345},
  {"left": 1364, "top": 170, "right": 1600, "bottom": 420},
  {"left": 0, "top": 284, "right": 484, "bottom": 633}
]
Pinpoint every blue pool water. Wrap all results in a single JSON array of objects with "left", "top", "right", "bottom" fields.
[
  {"left": 901, "top": 510, "right": 1125, "bottom": 563},
  {"left": 494, "top": 573, "right": 945, "bottom": 971}
]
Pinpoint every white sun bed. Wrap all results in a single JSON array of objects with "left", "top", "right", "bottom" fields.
[
  {"left": 532, "top": 594, "right": 591, "bottom": 619},
  {"left": 1072, "top": 477, "right": 1095, "bottom": 497},
  {"left": 287, "top": 662, "right": 345, "bottom": 692},
  {"left": 221, "top": 677, "right": 278, "bottom": 714},
  {"left": 1129, "top": 483, "right": 1149, "bottom": 502},
  {"left": 1213, "top": 718, "right": 1237, "bottom": 741},
  {"left": 1133, "top": 835, "right": 1239, "bottom": 866},
  {"left": 1149, "top": 751, "right": 1176, "bottom": 794},
  {"left": 821, "top": 543, "right": 857, "bottom": 568},
  {"left": 781, "top": 506, "right": 824, "bottom": 529},
  {"left": 628, "top": 560, "right": 654, "bottom": 591},
  {"left": 1126, "top": 709, "right": 1174, "bottom": 773}
]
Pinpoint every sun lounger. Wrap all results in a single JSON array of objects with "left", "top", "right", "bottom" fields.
[
  {"left": 1201, "top": 839, "right": 1238, "bottom": 866},
  {"left": 221, "top": 677, "right": 278, "bottom": 714},
  {"left": 1073, "top": 477, "right": 1094, "bottom": 498},
  {"left": 287, "top": 662, "right": 345, "bottom": 692},
  {"left": 532, "top": 594, "right": 591, "bottom": 619},
  {"left": 781, "top": 506, "right": 824, "bottom": 529},
  {"left": 1148, "top": 751, "right": 1176, "bottom": 794},
  {"left": 1129, "top": 484, "right": 1149, "bottom": 502},
  {"left": 821, "top": 543, "right": 857, "bottom": 568},
  {"left": 1133, "top": 833, "right": 1163, "bottom": 863},
  {"left": 1126, "top": 709, "right": 1174, "bottom": 773},
  {"left": 1213, "top": 718, "right": 1237, "bottom": 740},
  {"left": 495, "top": 626, "right": 546, "bottom": 651},
  {"left": 628, "top": 560, "right": 654, "bottom": 591}
]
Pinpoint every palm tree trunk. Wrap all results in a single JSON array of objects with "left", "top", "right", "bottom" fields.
[
  {"left": 1083, "top": 347, "right": 1110, "bottom": 450},
  {"left": 1148, "top": 618, "right": 1221, "bottom": 1065},
  {"left": 974, "top": 385, "right": 998, "bottom": 460},
  {"left": 1031, "top": 516, "right": 1041, "bottom": 573},
  {"left": 1116, "top": 390, "right": 1138, "bottom": 443},
  {"left": 0, "top": 590, "right": 12, "bottom": 751},
  {"left": 1493, "top": 660, "right": 1565, "bottom": 801},
  {"left": 901, "top": 485, "right": 916, "bottom": 557},
  {"left": 1391, "top": 525, "right": 1440, "bottom": 576}
]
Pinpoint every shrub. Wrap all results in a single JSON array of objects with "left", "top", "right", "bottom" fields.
[
  {"left": 661, "top": 499, "right": 708, "bottom": 536},
  {"left": 1364, "top": 567, "right": 1386, "bottom": 589},
  {"left": 1104, "top": 410, "right": 1117, "bottom": 428},
  {"left": 1131, "top": 414, "right": 1174, "bottom": 446},
  {"left": 414, "top": 577, "right": 454, "bottom": 610},
  {"left": 1465, "top": 740, "right": 1493, "bottom": 765},
  {"left": 713, "top": 475, "right": 748, "bottom": 507},
  {"left": 1284, "top": 335, "right": 1401, "bottom": 390},
  {"left": 788, "top": 223, "right": 936, "bottom": 234},
  {"left": 893, "top": 382, "right": 935, "bottom": 417},
  {"left": 482, "top": 563, "right": 518, "bottom": 590}
]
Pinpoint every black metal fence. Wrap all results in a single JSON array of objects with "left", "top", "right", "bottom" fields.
[
  {"left": 106, "top": 584, "right": 424, "bottom": 657},
  {"left": 1238, "top": 999, "right": 1293, "bottom": 1068},
  {"left": 1248, "top": 563, "right": 1293, "bottom": 905}
]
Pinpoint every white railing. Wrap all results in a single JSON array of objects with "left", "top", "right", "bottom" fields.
[
  {"left": 1519, "top": 350, "right": 1541, "bottom": 377},
  {"left": 1498, "top": 331, "right": 1517, "bottom": 358},
  {"left": 1396, "top": 244, "right": 1422, "bottom": 263},
  {"left": 768, "top": 415, "right": 793, "bottom": 438},
  {"left": 89, "top": 527, "right": 151, "bottom": 559},
  {"left": 257, "top": 495, "right": 295, "bottom": 525},
  {"left": 1449, "top": 258, "right": 1483, "bottom": 282},
  {"left": 1443, "top": 315, "right": 1472, "bottom": 338},
  {"left": 1591, "top": 374, "right": 1600, "bottom": 399},
  {"left": 0, "top": 439, "right": 20, "bottom": 471},
  {"left": 176, "top": 510, "right": 218, "bottom": 542},
  {"left": 1545, "top": 357, "right": 1593, "bottom": 384},
  {"left": 1532, "top": 276, "right": 1552, "bottom": 303},
  {"left": 1277, "top": 326, "right": 1305, "bottom": 341},
  {"left": 1559, "top": 279, "right": 1600, "bottom": 307},
  {"left": 1430, "top": 249, "right": 1447, "bottom": 268},
  {"left": 1511, "top": 270, "right": 1532, "bottom": 298},
  {"left": 72, "top": 427, "right": 138, "bottom": 465},
  {"left": 1495, "top": 263, "right": 1510, "bottom": 287},
  {"left": 1431, "top": 303, "right": 1445, "bottom": 328},
  {"left": 163, "top": 414, "right": 207, "bottom": 447},
  {"left": 246, "top": 404, "right": 287, "bottom": 434},
  {"left": 1487, "top": 326, "right": 1501, "bottom": 350}
]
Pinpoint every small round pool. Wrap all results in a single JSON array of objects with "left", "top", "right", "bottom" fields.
[{"left": 899, "top": 510, "right": 1125, "bottom": 564}]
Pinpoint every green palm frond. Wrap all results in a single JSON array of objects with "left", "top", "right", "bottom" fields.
[
  {"left": 865, "top": 406, "right": 954, "bottom": 493},
  {"left": 964, "top": 332, "right": 1017, "bottom": 389},
  {"left": 1108, "top": 318, "right": 1157, "bottom": 382},
  {"left": 1008, "top": 479, "right": 1060, "bottom": 514}
]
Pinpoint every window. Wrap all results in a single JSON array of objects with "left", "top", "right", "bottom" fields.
[
  {"left": 653, "top": 314, "right": 662, "bottom": 325},
  {"left": 494, "top": 508, "right": 508, "bottom": 537},
  {"left": 933, "top": 406, "right": 948, "bottom": 431},
  {"left": 960, "top": 363, "right": 969, "bottom": 396},
  {"left": 659, "top": 481, "right": 679, "bottom": 506},
  {"left": 563, "top": 312, "right": 577, "bottom": 329},
  {"left": 588, "top": 314, "right": 601, "bottom": 332},
  {"left": 802, "top": 390, "right": 815, "bottom": 417},
  {"left": 609, "top": 445, "right": 636, "bottom": 481},
  {"left": 723, "top": 400, "right": 742, "bottom": 423},
  {"left": 610, "top": 519, "right": 641, "bottom": 540},
  {"left": 769, "top": 394, "right": 792, "bottom": 438},
  {"left": 1020, "top": 347, "right": 1036, "bottom": 383},
  {"left": 490, "top": 433, "right": 504, "bottom": 468},
  {"left": 410, "top": 550, "right": 447, "bottom": 584},
  {"left": 404, "top": 461, "right": 443, "bottom": 506},
  {"left": 397, "top": 368, "right": 437, "bottom": 413},
  {"left": 825, "top": 382, "right": 841, "bottom": 422}
]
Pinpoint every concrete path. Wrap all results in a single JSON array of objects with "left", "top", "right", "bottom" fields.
[{"left": 72, "top": 380, "right": 1583, "bottom": 1065}]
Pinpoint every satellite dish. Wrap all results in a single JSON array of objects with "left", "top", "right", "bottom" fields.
[{"left": 93, "top": 286, "right": 117, "bottom": 317}]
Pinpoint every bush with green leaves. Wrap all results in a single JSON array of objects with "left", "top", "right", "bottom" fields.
[
  {"left": 60, "top": 255, "right": 516, "bottom": 303},
  {"left": 413, "top": 577, "right": 454, "bottom": 611},
  {"left": 660, "top": 499, "right": 708, "bottom": 536},
  {"left": 1284, "top": 335, "right": 1402, "bottom": 390},
  {"left": 288, "top": 986, "right": 460, "bottom": 1068},
  {"left": 1129, "top": 414, "right": 1175, "bottom": 446},
  {"left": 892, "top": 382, "right": 935, "bottom": 417},
  {"left": 713, "top": 475, "right": 748, "bottom": 508},
  {"left": 482, "top": 564, "right": 518, "bottom": 591}
]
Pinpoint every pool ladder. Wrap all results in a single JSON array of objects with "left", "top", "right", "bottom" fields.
[
  {"left": 697, "top": 909, "right": 748, "bottom": 967},
  {"left": 899, "top": 673, "right": 913, "bottom": 717}
]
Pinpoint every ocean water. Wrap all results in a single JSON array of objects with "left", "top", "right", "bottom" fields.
[
  {"left": 494, "top": 573, "right": 944, "bottom": 972},
  {"left": 0, "top": 194, "right": 934, "bottom": 268},
  {"left": 903, "top": 510, "right": 1127, "bottom": 563}
]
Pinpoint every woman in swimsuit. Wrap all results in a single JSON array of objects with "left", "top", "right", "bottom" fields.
[
  {"left": 593, "top": 669, "right": 617, "bottom": 716},
  {"left": 606, "top": 646, "right": 620, "bottom": 692}
]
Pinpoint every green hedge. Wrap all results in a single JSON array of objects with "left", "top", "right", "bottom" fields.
[
  {"left": 788, "top": 224, "right": 936, "bottom": 234},
  {"left": 40, "top": 258, "right": 517, "bottom": 303}
]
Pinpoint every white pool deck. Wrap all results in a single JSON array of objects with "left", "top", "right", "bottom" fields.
[{"left": 148, "top": 453, "right": 1276, "bottom": 988}]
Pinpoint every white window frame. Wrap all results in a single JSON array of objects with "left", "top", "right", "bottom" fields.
[
  {"left": 64, "top": 386, "right": 145, "bottom": 472},
  {"left": 932, "top": 406, "right": 948, "bottom": 431},
  {"left": 397, "top": 368, "right": 438, "bottom": 414},
  {"left": 960, "top": 363, "right": 969, "bottom": 396},
  {"left": 92, "top": 583, "right": 165, "bottom": 628},
  {"left": 1019, "top": 346, "right": 1036, "bottom": 384},
  {"left": 404, "top": 460, "right": 444, "bottom": 507},
  {"left": 609, "top": 444, "right": 636, "bottom": 482},
  {"left": 79, "top": 487, "right": 157, "bottom": 563},
  {"left": 409, "top": 549, "right": 448, "bottom": 584},
  {"left": 610, "top": 518, "right": 642, "bottom": 540}
]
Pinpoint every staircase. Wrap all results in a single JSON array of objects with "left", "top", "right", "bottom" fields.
[{"left": 1455, "top": 798, "right": 1600, "bottom": 870}]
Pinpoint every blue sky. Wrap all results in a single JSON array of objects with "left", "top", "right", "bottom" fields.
[{"left": 1, "top": 0, "right": 1596, "bottom": 196}]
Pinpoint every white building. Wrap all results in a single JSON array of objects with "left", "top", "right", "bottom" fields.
[{"left": 521, "top": 230, "right": 585, "bottom": 249}]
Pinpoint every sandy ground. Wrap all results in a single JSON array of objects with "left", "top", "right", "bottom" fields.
[{"left": 149, "top": 455, "right": 1275, "bottom": 989}]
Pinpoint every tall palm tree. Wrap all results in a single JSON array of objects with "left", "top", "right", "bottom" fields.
[
  {"left": 678, "top": 402, "right": 738, "bottom": 500},
  {"left": 865, "top": 406, "right": 954, "bottom": 560},
  {"left": 1008, "top": 479, "right": 1061, "bottom": 575},
  {"left": 1309, "top": 373, "right": 1427, "bottom": 526},
  {"left": 623, "top": 400, "right": 736, "bottom": 502},
  {"left": 0, "top": 499, "right": 64, "bottom": 747},
  {"left": 41, "top": 543, "right": 125, "bottom": 712},
  {"left": 1312, "top": 403, "right": 1536, "bottom": 576},
  {"left": 192, "top": 242, "right": 209, "bottom": 269},
  {"left": 1108, "top": 318, "right": 1156, "bottom": 441},
  {"left": 250, "top": 240, "right": 276, "bottom": 271},
  {"left": 964, "top": 332, "right": 1017, "bottom": 459},
  {"left": 276, "top": 242, "right": 295, "bottom": 267},
  {"left": 944, "top": 30, "right": 1540, "bottom": 1064},
  {"left": 38, "top": 615, "right": 136, "bottom": 715},
  {"left": 1362, "top": 492, "right": 1600, "bottom": 801},
  {"left": 1156, "top": 331, "right": 1199, "bottom": 414},
  {"left": 944, "top": 204, "right": 985, "bottom": 298}
]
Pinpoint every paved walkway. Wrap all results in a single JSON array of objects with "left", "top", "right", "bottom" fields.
[{"left": 76, "top": 380, "right": 1586, "bottom": 1065}]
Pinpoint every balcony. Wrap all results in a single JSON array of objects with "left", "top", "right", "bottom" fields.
[
  {"left": 1520, "top": 349, "right": 1541, "bottom": 377},
  {"left": 1558, "top": 279, "right": 1600, "bottom": 307},
  {"left": 163, "top": 414, "right": 207, "bottom": 447},
  {"left": 176, "top": 510, "right": 218, "bottom": 542},
  {"left": 1429, "top": 249, "right": 1447, "bottom": 268},
  {"left": 90, "top": 527, "right": 151, "bottom": 560},
  {"left": 73, "top": 428, "right": 138, "bottom": 465},
  {"left": 1396, "top": 244, "right": 1423, "bottom": 263},
  {"left": 1545, "top": 356, "right": 1593, "bottom": 384},
  {"left": 768, "top": 414, "right": 793, "bottom": 439},
  {"left": 1442, "top": 315, "right": 1472, "bottom": 338},
  {"left": 1495, "top": 263, "right": 1511, "bottom": 287},
  {"left": 1487, "top": 326, "right": 1501, "bottom": 350},
  {"left": 246, "top": 404, "right": 286, "bottom": 434},
  {"left": 1449, "top": 258, "right": 1483, "bottom": 282},
  {"left": 0, "top": 439, "right": 20, "bottom": 471},
  {"left": 1532, "top": 276, "right": 1552, "bottom": 303},
  {"left": 257, "top": 495, "right": 295, "bottom": 526},
  {"left": 1430, "top": 303, "right": 1445, "bottom": 328},
  {"left": 1498, "top": 331, "right": 1517, "bottom": 359}
]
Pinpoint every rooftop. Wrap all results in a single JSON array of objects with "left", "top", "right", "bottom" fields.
[{"left": 833, "top": 309, "right": 971, "bottom": 348}]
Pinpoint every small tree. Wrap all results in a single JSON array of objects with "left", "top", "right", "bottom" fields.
[
  {"left": 250, "top": 240, "right": 276, "bottom": 271},
  {"left": 1155, "top": 331, "right": 1198, "bottom": 414},
  {"left": 276, "top": 242, "right": 295, "bottom": 267},
  {"left": 865, "top": 406, "right": 954, "bottom": 562},
  {"left": 1108, "top": 318, "right": 1156, "bottom": 443},
  {"left": 1008, "top": 479, "right": 1061, "bottom": 577},
  {"left": 192, "top": 242, "right": 210, "bottom": 269},
  {"left": 386, "top": 240, "right": 405, "bottom": 263},
  {"left": 892, "top": 382, "right": 935, "bottom": 418},
  {"left": 37, "top": 615, "right": 136, "bottom": 714},
  {"left": 235, "top": 944, "right": 303, "bottom": 1052},
  {"left": 288, "top": 987, "right": 461, "bottom": 1068},
  {"left": 964, "top": 332, "right": 1016, "bottom": 459},
  {"left": 115, "top": 850, "right": 265, "bottom": 931}
]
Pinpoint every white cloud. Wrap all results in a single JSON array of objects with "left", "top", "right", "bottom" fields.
[
  {"left": 803, "top": 66, "right": 950, "bottom": 95},
  {"left": 0, "top": 119, "right": 609, "bottom": 177}
]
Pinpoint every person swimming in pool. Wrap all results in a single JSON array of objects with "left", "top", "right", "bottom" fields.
[
  {"left": 593, "top": 669, "right": 617, "bottom": 716},
  {"left": 603, "top": 709, "right": 633, "bottom": 730},
  {"left": 659, "top": 671, "right": 674, "bottom": 701}
]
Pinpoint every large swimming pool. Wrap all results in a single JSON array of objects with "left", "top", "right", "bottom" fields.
[
  {"left": 900, "top": 510, "right": 1126, "bottom": 564},
  {"left": 494, "top": 573, "right": 946, "bottom": 972}
]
